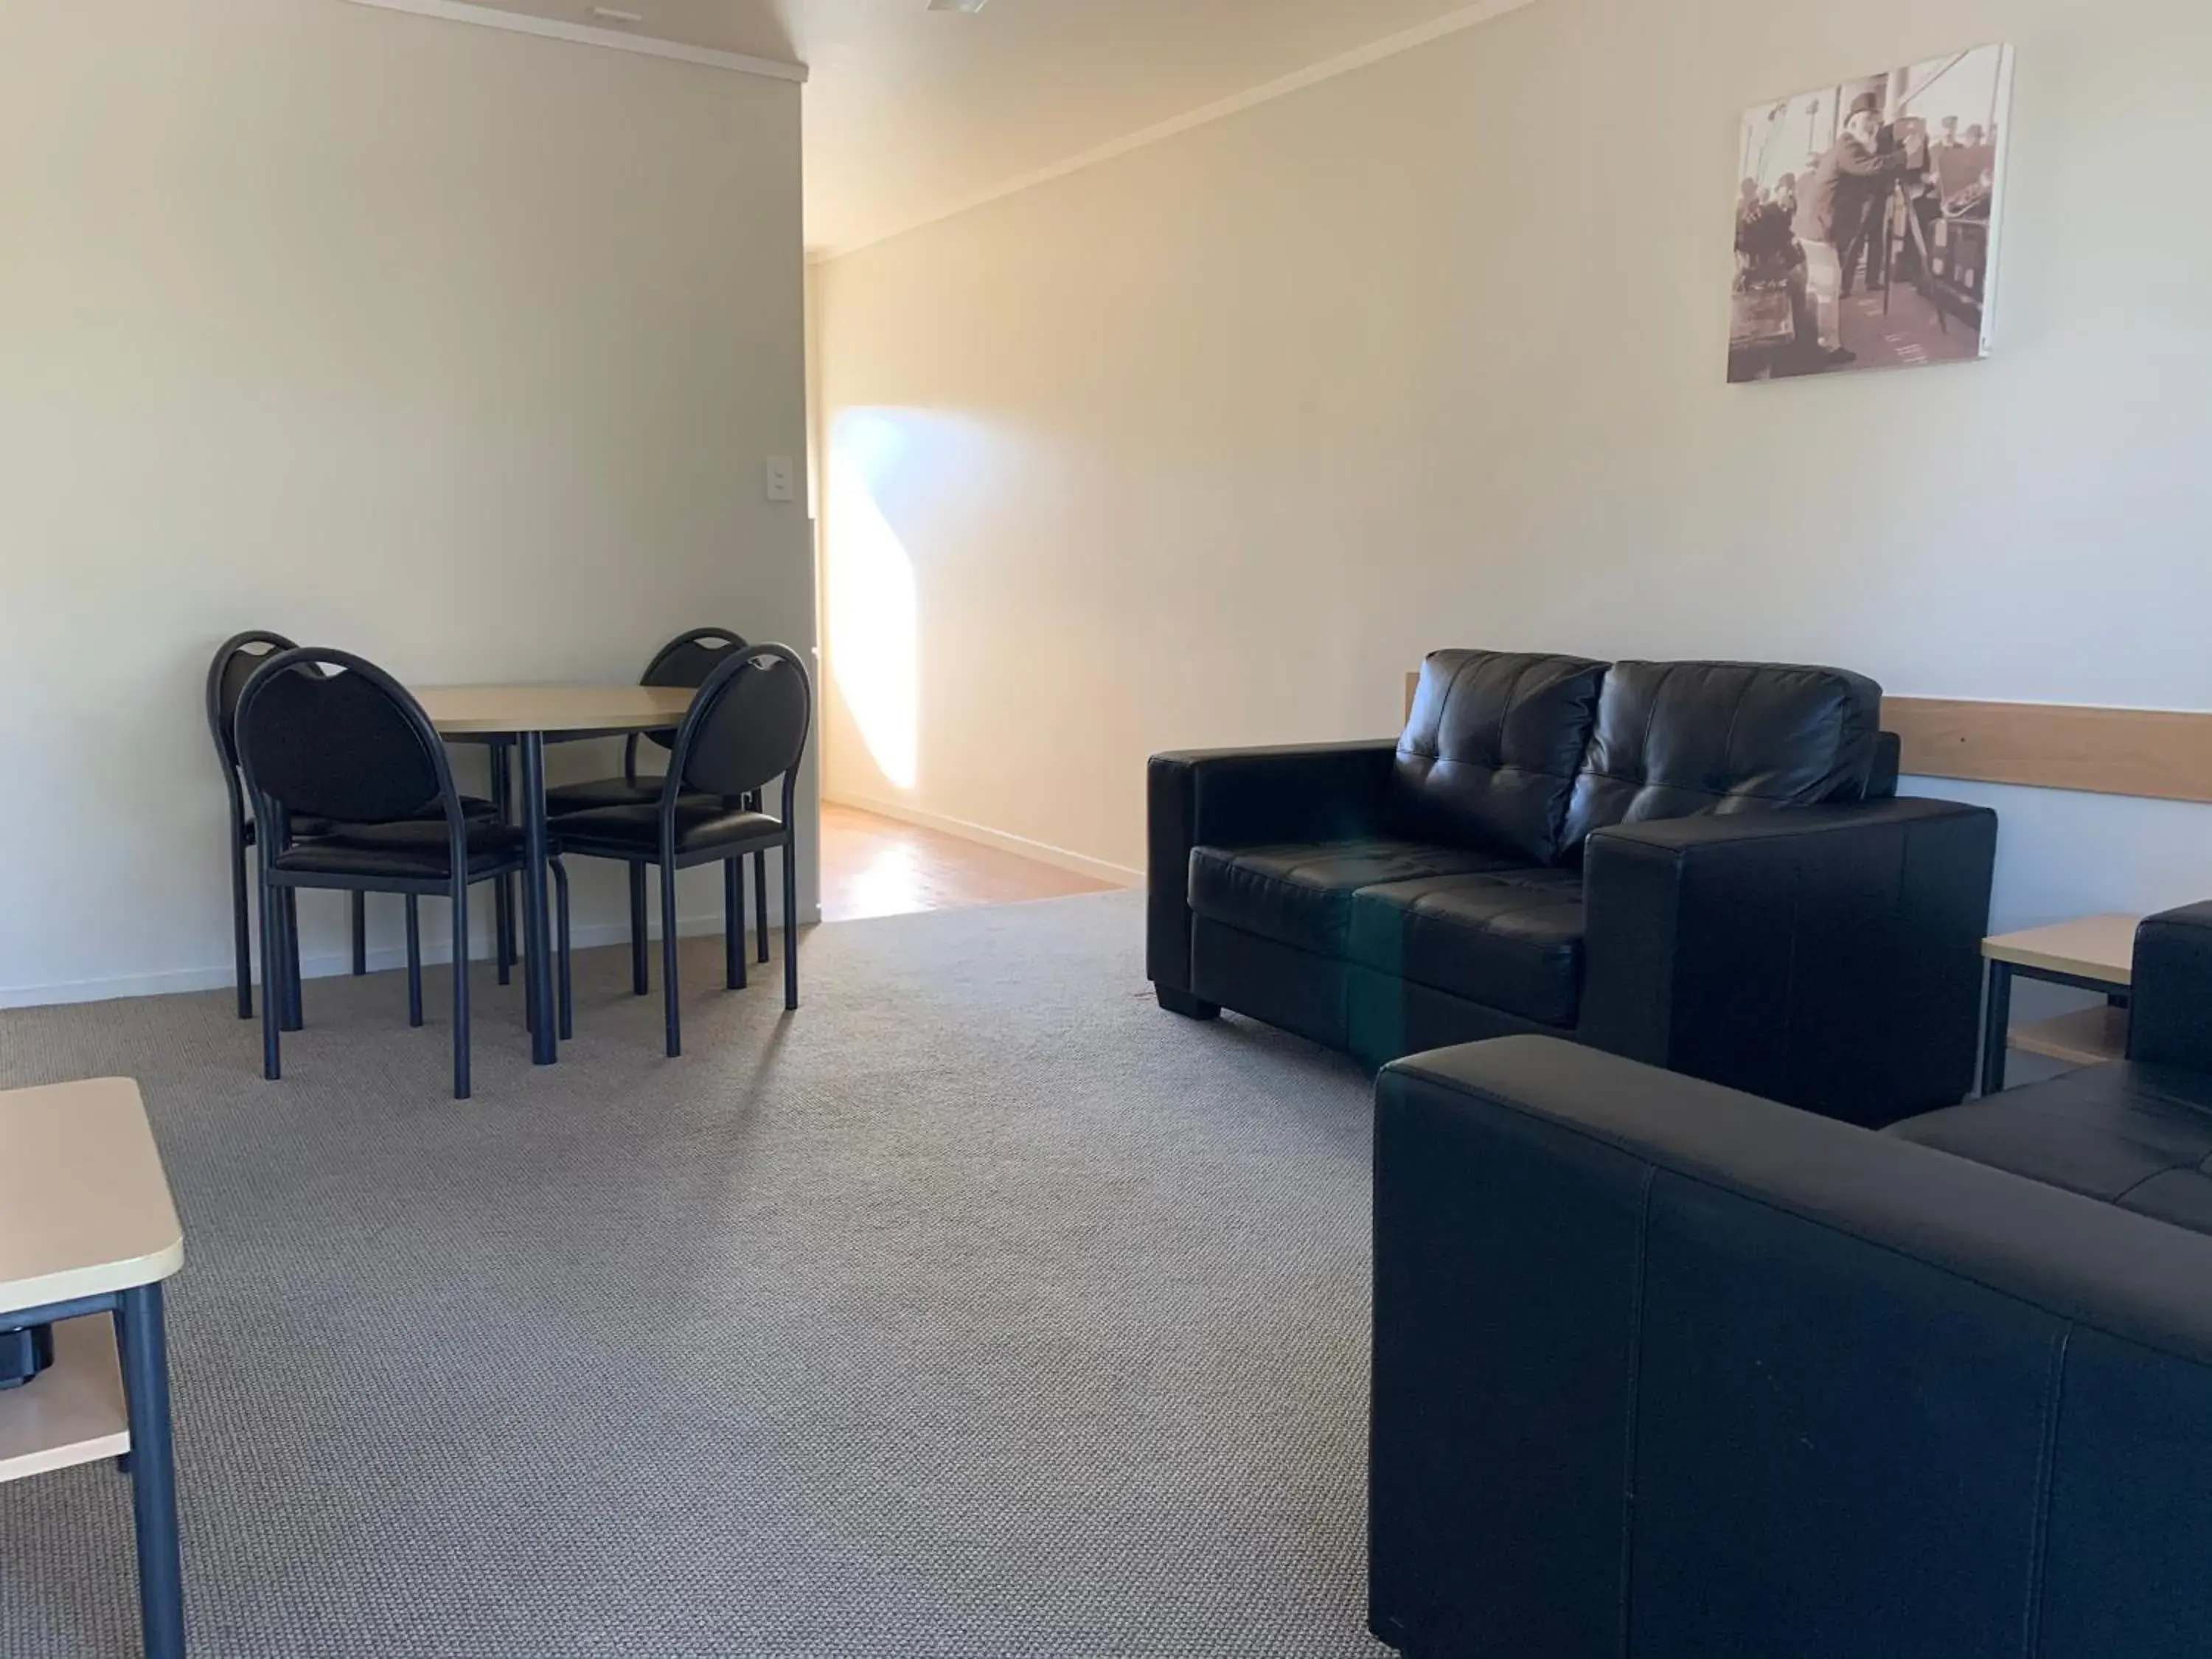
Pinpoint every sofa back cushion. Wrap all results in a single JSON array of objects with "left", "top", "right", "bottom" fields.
[
  {"left": 1391, "top": 650, "right": 1610, "bottom": 866},
  {"left": 1564, "top": 659, "right": 1882, "bottom": 850}
]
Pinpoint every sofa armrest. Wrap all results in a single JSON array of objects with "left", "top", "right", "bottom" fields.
[
  {"left": 1578, "top": 796, "right": 1997, "bottom": 1124},
  {"left": 1371, "top": 1036, "right": 2212, "bottom": 1659},
  {"left": 2130, "top": 901, "right": 2212, "bottom": 1072},
  {"left": 1146, "top": 742, "right": 1396, "bottom": 995}
]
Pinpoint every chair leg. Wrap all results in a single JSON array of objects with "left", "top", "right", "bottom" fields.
[
  {"left": 451, "top": 881, "right": 472, "bottom": 1101},
  {"left": 628, "top": 863, "right": 649, "bottom": 996},
  {"left": 724, "top": 858, "right": 745, "bottom": 991},
  {"left": 782, "top": 838, "right": 799, "bottom": 1012},
  {"left": 552, "top": 859, "right": 573, "bottom": 1043},
  {"left": 230, "top": 824, "right": 254, "bottom": 1020},
  {"left": 406, "top": 897, "right": 423, "bottom": 1028},
  {"left": 281, "top": 888, "right": 304, "bottom": 1033},
  {"left": 661, "top": 860, "right": 682, "bottom": 1059},
  {"left": 350, "top": 891, "right": 366, "bottom": 976},
  {"left": 260, "top": 874, "right": 282, "bottom": 1082},
  {"left": 754, "top": 850, "right": 770, "bottom": 964}
]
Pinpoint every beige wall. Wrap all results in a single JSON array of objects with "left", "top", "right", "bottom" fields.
[
  {"left": 815, "top": 0, "right": 2212, "bottom": 924},
  {"left": 0, "top": 0, "right": 814, "bottom": 1003}
]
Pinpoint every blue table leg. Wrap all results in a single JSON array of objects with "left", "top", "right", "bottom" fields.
[
  {"left": 519, "top": 732, "right": 557, "bottom": 1065},
  {"left": 490, "top": 740, "right": 515, "bottom": 988},
  {"left": 117, "top": 1284, "right": 185, "bottom": 1659},
  {"left": 1979, "top": 960, "right": 2012, "bottom": 1097}
]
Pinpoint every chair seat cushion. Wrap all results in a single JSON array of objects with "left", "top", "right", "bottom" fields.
[
  {"left": 1888, "top": 1060, "right": 2212, "bottom": 1238},
  {"left": 251, "top": 795, "right": 495, "bottom": 844},
  {"left": 543, "top": 776, "right": 664, "bottom": 814},
  {"left": 274, "top": 819, "right": 525, "bottom": 880},
  {"left": 1189, "top": 840, "right": 1515, "bottom": 958},
  {"left": 1348, "top": 869, "right": 1586, "bottom": 1026},
  {"left": 552, "top": 799, "right": 783, "bottom": 858}
]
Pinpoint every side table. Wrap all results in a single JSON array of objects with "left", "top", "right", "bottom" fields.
[
  {"left": 0, "top": 1078, "right": 187, "bottom": 1659},
  {"left": 1980, "top": 914, "right": 2138, "bottom": 1096}
]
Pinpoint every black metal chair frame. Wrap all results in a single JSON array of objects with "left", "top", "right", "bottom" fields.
[
  {"left": 620, "top": 627, "right": 773, "bottom": 974},
  {"left": 235, "top": 648, "right": 572, "bottom": 1099},
  {"left": 557, "top": 642, "right": 810, "bottom": 1058},
  {"left": 206, "top": 630, "right": 372, "bottom": 1025}
]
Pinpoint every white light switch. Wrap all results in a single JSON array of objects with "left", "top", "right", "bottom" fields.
[{"left": 765, "top": 456, "right": 796, "bottom": 502}]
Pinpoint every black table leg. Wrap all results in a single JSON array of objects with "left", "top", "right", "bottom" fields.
[
  {"left": 1979, "top": 960, "right": 2012, "bottom": 1097},
  {"left": 504, "top": 741, "right": 519, "bottom": 987},
  {"left": 117, "top": 1284, "right": 185, "bottom": 1659},
  {"left": 518, "top": 732, "right": 557, "bottom": 1065},
  {"left": 490, "top": 741, "right": 514, "bottom": 988}
]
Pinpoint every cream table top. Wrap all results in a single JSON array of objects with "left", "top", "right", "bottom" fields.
[
  {"left": 1981, "top": 914, "right": 2140, "bottom": 987},
  {"left": 0, "top": 1078, "right": 183, "bottom": 1319},
  {"left": 414, "top": 684, "right": 693, "bottom": 737}
]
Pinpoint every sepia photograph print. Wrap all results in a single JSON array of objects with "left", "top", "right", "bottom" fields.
[{"left": 1730, "top": 44, "right": 2014, "bottom": 383}]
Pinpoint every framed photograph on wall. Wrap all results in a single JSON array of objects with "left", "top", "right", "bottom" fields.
[{"left": 1728, "top": 44, "right": 2015, "bottom": 383}]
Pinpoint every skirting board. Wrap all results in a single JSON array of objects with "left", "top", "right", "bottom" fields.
[
  {"left": 0, "top": 908, "right": 815, "bottom": 1011},
  {"left": 828, "top": 795, "right": 1144, "bottom": 888}
]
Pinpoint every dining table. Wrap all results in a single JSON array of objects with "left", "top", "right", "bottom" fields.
[{"left": 414, "top": 684, "right": 694, "bottom": 1065}]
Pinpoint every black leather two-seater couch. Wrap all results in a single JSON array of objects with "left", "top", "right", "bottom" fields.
[
  {"left": 1150, "top": 650, "right": 1998, "bottom": 1125},
  {"left": 1370, "top": 904, "right": 2212, "bottom": 1658}
]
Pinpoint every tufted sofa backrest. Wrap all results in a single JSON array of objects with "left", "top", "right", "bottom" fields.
[
  {"left": 1391, "top": 650, "right": 1610, "bottom": 866},
  {"left": 1562, "top": 659, "right": 1884, "bottom": 853}
]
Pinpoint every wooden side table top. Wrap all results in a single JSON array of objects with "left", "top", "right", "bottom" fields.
[
  {"left": 1981, "top": 914, "right": 2140, "bottom": 987},
  {"left": 415, "top": 684, "right": 693, "bottom": 736},
  {"left": 0, "top": 1078, "right": 183, "bottom": 1318}
]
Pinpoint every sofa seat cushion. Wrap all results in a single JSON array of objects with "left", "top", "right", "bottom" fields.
[
  {"left": 1189, "top": 840, "right": 1513, "bottom": 958},
  {"left": 1349, "top": 869, "right": 1585, "bottom": 1026},
  {"left": 1888, "top": 1060, "right": 2212, "bottom": 1237}
]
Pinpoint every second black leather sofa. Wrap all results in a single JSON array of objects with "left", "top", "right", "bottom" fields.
[
  {"left": 1368, "top": 905, "right": 2212, "bottom": 1658},
  {"left": 1150, "top": 650, "right": 1998, "bottom": 1125}
]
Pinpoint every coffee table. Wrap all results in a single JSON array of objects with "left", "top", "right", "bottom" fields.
[
  {"left": 1, "top": 1078, "right": 187, "bottom": 1658},
  {"left": 1980, "top": 914, "right": 2138, "bottom": 1096}
]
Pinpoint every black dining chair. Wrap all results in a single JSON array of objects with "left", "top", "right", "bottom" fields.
[
  {"left": 543, "top": 627, "right": 777, "bottom": 986},
  {"left": 207, "top": 631, "right": 351, "bottom": 1026},
  {"left": 234, "top": 648, "right": 571, "bottom": 1100},
  {"left": 550, "top": 642, "right": 810, "bottom": 1058},
  {"left": 207, "top": 632, "right": 497, "bottom": 1025}
]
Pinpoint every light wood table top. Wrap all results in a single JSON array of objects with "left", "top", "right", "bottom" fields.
[
  {"left": 416, "top": 684, "right": 693, "bottom": 737},
  {"left": 1981, "top": 914, "right": 2140, "bottom": 987},
  {"left": 0, "top": 1079, "right": 184, "bottom": 1318}
]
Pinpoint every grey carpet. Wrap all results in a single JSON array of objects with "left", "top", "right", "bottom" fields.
[{"left": 0, "top": 893, "right": 1387, "bottom": 1658}]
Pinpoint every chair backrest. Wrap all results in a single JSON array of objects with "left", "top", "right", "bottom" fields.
[
  {"left": 206, "top": 630, "right": 302, "bottom": 774},
  {"left": 234, "top": 648, "right": 458, "bottom": 828},
  {"left": 669, "top": 643, "right": 812, "bottom": 804},
  {"left": 640, "top": 627, "right": 748, "bottom": 754}
]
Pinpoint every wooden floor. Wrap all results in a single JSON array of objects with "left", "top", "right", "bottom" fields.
[{"left": 818, "top": 802, "right": 1117, "bottom": 922}]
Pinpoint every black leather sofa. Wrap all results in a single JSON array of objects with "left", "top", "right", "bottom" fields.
[
  {"left": 1150, "top": 650, "right": 1998, "bottom": 1125},
  {"left": 1370, "top": 904, "right": 2212, "bottom": 1659}
]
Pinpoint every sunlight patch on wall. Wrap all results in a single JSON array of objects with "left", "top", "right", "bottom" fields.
[{"left": 826, "top": 411, "right": 920, "bottom": 790}]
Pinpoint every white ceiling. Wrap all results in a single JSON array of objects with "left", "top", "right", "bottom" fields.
[{"left": 462, "top": 0, "right": 1501, "bottom": 255}]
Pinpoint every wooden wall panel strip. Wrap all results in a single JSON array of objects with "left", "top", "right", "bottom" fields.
[
  {"left": 1880, "top": 697, "right": 2212, "bottom": 804},
  {"left": 1400, "top": 672, "right": 2212, "bottom": 804}
]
